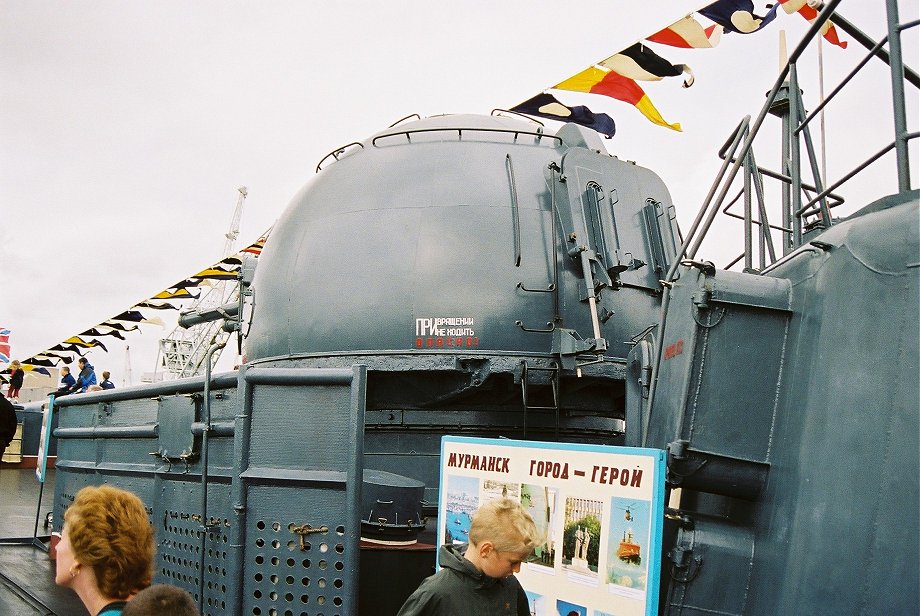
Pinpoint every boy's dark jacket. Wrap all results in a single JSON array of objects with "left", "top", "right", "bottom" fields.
[
  {"left": 0, "top": 395, "right": 17, "bottom": 448},
  {"left": 396, "top": 544, "right": 529, "bottom": 616},
  {"left": 60, "top": 373, "right": 76, "bottom": 389}
]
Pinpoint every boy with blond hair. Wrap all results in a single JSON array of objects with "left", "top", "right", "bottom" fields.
[{"left": 398, "top": 498, "right": 541, "bottom": 615}]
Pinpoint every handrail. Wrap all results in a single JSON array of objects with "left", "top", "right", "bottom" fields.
[
  {"left": 831, "top": 13, "right": 920, "bottom": 88},
  {"left": 717, "top": 140, "right": 846, "bottom": 208},
  {"left": 721, "top": 188, "right": 792, "bottom": 234},
  {"left": 371, "top": 126, "right": 562, "bottom": 147},
  {"left": 315, "top": 142, "right": 364, "bottom": 173},
  {"left": 506, "top": 154, "right": 522, "bottom": 267},
  {"left": 663, "top": 117, "right": 750, "bottom": 284},
  {"left": 795, "top": 132, "right": 920, "bottom": 217},
  {"left": 674, "top": 0, "right": 847, "bottom": 267},
  {"left": 492, "top": 108, "right": 546, "bottom": 126},
  {"left": 387, "top": 113, "right": 421, "bottom": 128},
  {"left": 796, "top": 34, "right": 892, "bottom": 134},
  {"left": 644, "top": 0, "right": 918, "bottom": 441}
]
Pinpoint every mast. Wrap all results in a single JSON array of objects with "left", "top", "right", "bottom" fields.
[
  {"left": 123, "top": 344, "right": 133, "bottom": 386},
  {"left": 156, "top": 187, "right": 248, "bottom": 379}
]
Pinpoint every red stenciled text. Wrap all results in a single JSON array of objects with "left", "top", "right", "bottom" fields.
[
  {"left": 416, "top": 337, "right": 479, "bottom": 348},
  {"left": 663, "top": 339, "right": 684, "bottom": 360},
  {"left": 447, "top": 452, "right": 510, "bottom": 473},
  {"left": 529, "top": 459, "right": 570, "bottom": 479},
  {"left": 590, "top": 465, "right": 643, "bottom": 487}
]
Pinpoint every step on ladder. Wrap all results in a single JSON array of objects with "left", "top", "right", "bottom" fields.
[{"left": 520, "top": 361, "right": 560, "bottom": 439}]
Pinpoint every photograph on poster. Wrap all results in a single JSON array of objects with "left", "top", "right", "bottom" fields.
[
  {"left": 522, "top": 483, "right": 558, "bottom": 568},
  {"left": 482, "top": 478, "right": 521, "bottom": 502},
  {"left": 526, "top": 589, "right": 554, "bottom": 616},
  {"left": 556, "top": 599, "right": 588, "bottom": 616},
  {"left": 444, "top": 475, "right": 479, "bottom": 545},
  {"left": 606, "top": 497, "right": 651, "bottom": 596},
  {"left": 562, "top": 497, "right": 603, "bottom": 575}
]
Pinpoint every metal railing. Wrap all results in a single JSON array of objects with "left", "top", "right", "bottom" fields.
[{"left": 673, "top": 0, "right": 917, "bottom": 275}]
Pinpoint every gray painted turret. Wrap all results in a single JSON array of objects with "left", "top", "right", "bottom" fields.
[{"left": 248, "top": 113, "right": 677, "bottom": 364}]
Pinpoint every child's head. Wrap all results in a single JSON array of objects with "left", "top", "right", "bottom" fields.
[
  {"left": 102, "top": 371, "right": 111, "bottom": 380},
  {"left": 122, "top": 583, "right": 198, "bottom": 616},
  {"left": 465, "top": 498, "right": 542, "bottom": 578},
  {"left": 11, "top": 360, "right": 20, "bottom": 369},
  {"left": 61, "top": 367, "right": 70, "bottom": 375}
]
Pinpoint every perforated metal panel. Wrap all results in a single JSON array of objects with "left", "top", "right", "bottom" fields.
[
  {"left": 154, "top": 480, "right": 233, "bottom": 616},
  {"left": 245, "top": 487, "right": 351, "bottom": 616},
  {"left": 233, "top": 366, "right": 365, "bottom": 616}
]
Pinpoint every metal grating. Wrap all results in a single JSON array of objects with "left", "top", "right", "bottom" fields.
[
  {"left": 160, "top": 509, "right": 203, "bottom": 594},
  {"left": 157, "top": 501, "right": 232, "bottom": 615},
  {"left": 247, "top": 515, "right": 348, "bottom": 616}
]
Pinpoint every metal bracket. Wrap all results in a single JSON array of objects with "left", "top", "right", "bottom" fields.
[
  {"left": 517, "top": 282, "right": 556, "bottom": 293},
  {"left": 666, "top": 440, "right": 708, "bottom": 487},
  {"left": 669, "top": 544, "right": 703, "bottom": 584},
  {"left": 552, "top": 328, "right": 607, "bottom": 372}
]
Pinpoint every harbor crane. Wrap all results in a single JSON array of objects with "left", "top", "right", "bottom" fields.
[{"left": 156, "top": 186, "right": 247, "bottom": 379}]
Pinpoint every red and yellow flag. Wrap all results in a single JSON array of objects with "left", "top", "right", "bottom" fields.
[{"left": 554, "top": 66, "right": 681, "bottom": 131}]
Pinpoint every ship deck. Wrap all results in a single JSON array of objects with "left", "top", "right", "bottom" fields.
[{"left": 0, "top": 466, "right": 85, "bottom": 615}]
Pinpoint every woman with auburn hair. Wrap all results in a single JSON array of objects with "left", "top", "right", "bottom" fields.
[{"left": 55, "top": 485, "right": 155, "bottom": 616}]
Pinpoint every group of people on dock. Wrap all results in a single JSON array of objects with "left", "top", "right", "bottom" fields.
[
  {"left": 3, "top": 358, "right": 115, "bottom": 403},
  {"left": 53, "top": 359, "right": 115, "bottom": 397},
  {"left": 2, "top": 359, "right": 116, "bottom": 461}
]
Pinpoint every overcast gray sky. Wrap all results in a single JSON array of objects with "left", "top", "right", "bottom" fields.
[{"left": 1, "top": 1, "right": 916, "bottom": 385}]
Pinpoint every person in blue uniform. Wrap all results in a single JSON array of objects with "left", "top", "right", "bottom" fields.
[
  {"left": 54, "top": 366, "right": 77, "bottom": 397},
  {"left": 100, "top": 371, "right": 115, "bottom": 390},
  {"left": 397, "top": 498, "right": 542, "bottom": 616},
  {"left": 72, "top": 358, "right": 97, "bottom": 393}
]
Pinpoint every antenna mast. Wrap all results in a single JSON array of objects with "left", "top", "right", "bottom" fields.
[
  {"left": 156, "top": 187, "right": 248, "bottom": 379},
  {"left": 124, "top": 344, "right": 133, "bottom": 386}
]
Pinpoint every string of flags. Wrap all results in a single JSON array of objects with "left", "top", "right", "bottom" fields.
[
  {"left": 511, "top": 0, "right": 849, "bottom": 136},
  {"left": 778, "top": 0, "right": 848, "bottom": 48},
  {"left": 2, "top": 234, "right": 268, "bottom": 378}
]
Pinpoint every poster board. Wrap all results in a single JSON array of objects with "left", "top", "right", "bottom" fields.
[
  {"left": 35, "top": 398, "right": 54, "bottom": 483},
  {"left": 439, "top": 436, "right": 665, "bottom": 616}
]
